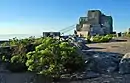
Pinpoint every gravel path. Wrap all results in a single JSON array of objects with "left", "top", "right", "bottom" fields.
[{"left": 87, "top": 41, "right": 130, "bottom": 54}]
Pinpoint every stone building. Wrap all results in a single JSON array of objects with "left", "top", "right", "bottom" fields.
[{"left": 76, "top": 10, "right": 113, "bottom": 37}]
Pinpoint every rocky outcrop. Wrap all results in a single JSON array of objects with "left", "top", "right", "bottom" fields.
[
  {"left": 86, "top": 52, "right": 121, "bottom": 74},
  {"left": 0, "top": 46, "right": 12, "bottom": 57},
  {"left": 60, "top": 71, "right": 100, "bottom": 81},
  {"left": 119, "top": 53, "right": 130, "bottom": 74},
  {"left": 69, "top": 37, "right": 89, "bottom": 51}
]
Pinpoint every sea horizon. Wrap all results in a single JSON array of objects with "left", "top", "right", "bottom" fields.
[{"left": 0, "top": 34, "right": 42, "bottom": 41}]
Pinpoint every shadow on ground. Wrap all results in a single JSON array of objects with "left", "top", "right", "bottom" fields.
[
  {"left": 83, "top": 50, "right": 123, "bottom": 58},
  {"left": 89, "top": 47, "right": 105, "bottom": 50}
]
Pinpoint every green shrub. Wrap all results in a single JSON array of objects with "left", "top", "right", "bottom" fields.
[
  {"left": 2, "top": 37, "right": 85, "bottom": 78},
  {"left": 90, "top": 34, "right": 113, "bottom": 43},
  {"left": 26, "top": 38, "right": 85, "bottom": 78},
  {"left": 5, "top": 55, "right": 28, "bottom": 72}
]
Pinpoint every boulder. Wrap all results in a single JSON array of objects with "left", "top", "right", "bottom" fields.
[
  {"left": 71, "top": 41, "right": 89, "bottom": 51},
  {"left": 61, "top": 71, "right": 100, "bottom": 80},
  {"left": 0, "top": 45, "right": 17, "bottom": 58},
  {"left": 68, "top": 36, "right": 89, "bottom": 50},
  {"left": 119, "top": 53, "right": 130, "bottom": 74},
  {"left": 0, "top": 63, "right": 10, "bottom": 73},
  {"left": 86, "top": 52, "right": 121, "bottom": 73},
  {"left": 76, "top": 71, "right": 100, "bottom": 79},
  {"left": 0, "top": 46, "right": 12, "bottom": 56}
]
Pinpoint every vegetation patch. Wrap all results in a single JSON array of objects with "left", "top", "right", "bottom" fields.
[
  {"left": 0, "top": 37, "right": 85, "bottom": 78},
  {"left": 87, "top": 34, "right": 114, "bottom": 43}
]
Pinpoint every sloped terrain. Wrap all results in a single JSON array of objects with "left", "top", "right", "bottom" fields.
[{"left": 87, "top": 41, "right": 130, "bottom": 54}]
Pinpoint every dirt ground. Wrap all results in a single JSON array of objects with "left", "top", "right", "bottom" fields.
[
  {"left": 87, "top": 41, "right": 130, "bottom": 55},
  {"left": 58, "top": 40, "right": 130, "bottom": 83},
  {"left": 81, "top": 41, "right": 130, "bottom": 83},
  {"left": 81, "top": 73, "right": 130, "bottom": 83}
]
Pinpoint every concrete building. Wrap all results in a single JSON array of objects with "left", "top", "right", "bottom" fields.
[
  {"left": 43, "top": 32, "right": 60, "bottom": 37},
  {"left": 76, "top": 10, "right": 113, "bottom": 37}
]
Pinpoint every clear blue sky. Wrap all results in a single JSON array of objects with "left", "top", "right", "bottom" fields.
[{"left": 0, "top": 0, "right": 130, "bottom": 35}]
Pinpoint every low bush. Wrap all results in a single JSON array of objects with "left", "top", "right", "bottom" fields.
[
  {"left": 26, "top": 38, "right": 85, "bottom": 78},
  {"left": 0, "top": 37, "right": 85, "bottom": 78},
  {"left": 89, "top": 34, "right": 113, "bottom": 43}
]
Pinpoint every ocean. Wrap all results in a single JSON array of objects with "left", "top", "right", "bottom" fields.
[{"left": 0, "top": 34, "right": 42, "bottom": 41}]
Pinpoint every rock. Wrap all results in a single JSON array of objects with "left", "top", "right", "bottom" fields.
[
  {"left": 119, "top": 53, "right": 130, "bottom": 74},
  {"left": 0, "top": 46, "right": 12, "bottom": 56},
  {"left": 71, "top": 41, "right": 89, "bottom": 50},
  {"left": 78, "top": 71, "right": 100, "bottom": 79},
  {"left": 77, "top": 42, "right": 89, "bottom": 50},
  {"left": 61, "top": 74, "right": 71, "bottom": 79},
  {"left": 68, "top": 36, "right": 89, "bottom": 50},
  {"left": 70, "top": 39, "right": 90, "bottom": 60},
  {"left": 69, "top": 71, "right": 100, "bottom": 80},
  {"left": 87, "top": 52, "right": 121, "bottom": 73},
  {"left": 0, "top": 63, "right": 10, "bottom": 73}
]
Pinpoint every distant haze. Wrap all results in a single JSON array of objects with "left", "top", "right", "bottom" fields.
[{"left": 0, "top": 34, "right": 42, "bottom": 40}]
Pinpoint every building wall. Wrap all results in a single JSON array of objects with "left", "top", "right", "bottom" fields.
[
  {"left": 101, "top": 15, "right": 113, "bottom": 34},
  {"left": 76, "top": 24, "right": 81, "bottom": 31},
  {"left": 43, "top": 32, "right": 60, "bottom": 37},
  {"left": 81, "top": 24, "right": 91, "bottom": 31},
  {"left": 108, "top": 16, "right": 113, "bottom": 33},
  {"left": 76, "top": 10, "right": 113, "bottom": 37},
  {"left": 87, "top": 10, "right": 101, "bottom": 24},
  {"left": 90, "top": 24, "right": 104, "bottom": 36},
  {"left": 79, "top": 17, "right": 88, "bottom": 24},
  {"left": 76, "top": 31, "right": 89, "bottom": 37}
]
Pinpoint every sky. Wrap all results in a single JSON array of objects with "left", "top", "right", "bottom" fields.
[{"left": 0, "top": 0, "right": 130, "bottom": 36}]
